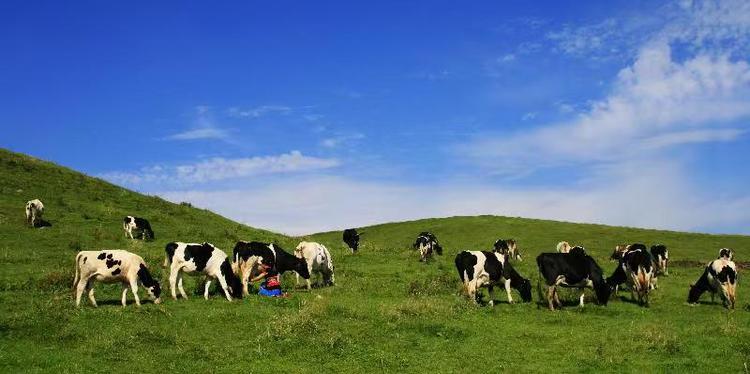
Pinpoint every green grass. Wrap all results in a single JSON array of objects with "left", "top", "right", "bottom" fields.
[{"left": 1, "top": 147, "right": 749, "bottom": 372}]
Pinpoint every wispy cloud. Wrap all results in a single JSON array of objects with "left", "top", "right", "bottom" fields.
[
  {"left": 320, "top": 133, "right": 365, "bottom": 148},
  {"left": 464, "top": 1, "right": 750, "bottom": 174},
  {"left": 227, "top": 105, "right": 292, "bottom": 118},
  {"left": 165, "top": 106, "right": 231, "bottom": 141},
  {"left": 99, "top": 151, "right": 340, "bottom": 187}
]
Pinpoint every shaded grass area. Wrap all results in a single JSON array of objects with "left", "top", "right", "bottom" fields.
[{"left": 1, "top": 148, "right": 749, "bottom": 372}]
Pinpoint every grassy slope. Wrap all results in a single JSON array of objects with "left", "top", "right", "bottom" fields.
[{"left": 1, "top": 148, "right": 749, "bottom": 372}]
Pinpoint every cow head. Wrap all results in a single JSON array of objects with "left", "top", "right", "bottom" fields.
[
  {"left": 687, "top": 283, "right": 704, "bottom": 305},
  {"left": 295, "top": 258, "right": 311, "bottom": 279},
  {"left": 610, "top": 245, "right": 627, "bottom": 261},
  {"left": 570, "top": 246, "right": 587, "bottom": 256},
  {"left": 137, "top": 264, "right": 162, "bottom": 304},
  {"left": 594, "top": 281, "right": 612, "bottom": 305},
  {"left": 516, "top": 278, "right": 532, "bottom": 302}
]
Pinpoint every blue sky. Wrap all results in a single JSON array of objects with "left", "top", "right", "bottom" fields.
[{"left": 3, "top": 0, "right": 750, "bottom": 235}]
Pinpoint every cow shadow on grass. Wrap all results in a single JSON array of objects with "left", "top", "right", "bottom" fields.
[{"left": 32, "top": 219, "right": 52, "bottom": 228}]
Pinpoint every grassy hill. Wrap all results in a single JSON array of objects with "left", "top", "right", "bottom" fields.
[{"left": 1, "top": 148, "right": 749, "bottom": 372}]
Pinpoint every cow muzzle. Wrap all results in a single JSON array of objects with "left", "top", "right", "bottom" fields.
[{"left": 153, "top": 297, "right": 162, "bottom": 305}]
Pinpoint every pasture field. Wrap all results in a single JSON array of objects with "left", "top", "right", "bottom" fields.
[{"left": 1, "top": 148, "right": 749, "bottom": 373}]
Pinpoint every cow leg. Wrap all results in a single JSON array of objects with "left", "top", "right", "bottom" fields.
[
  {"left": 177, "top": 273, "right": 188, "bottom": 299},
  {"left": 552, "top": 288, "right": 561, "bottom": 307},
  {"left": 169, "top": 268, "right": 179, "bottom": 300},
  {"left": 504, "top": 279, "right": 514, "bottom": 304},
  {"left": 129, "top": 278, "right": 141, "bottom": 307},
  {"left": 74, "top": 277, "right": 87, "bottom": 307},
  {"left": 547, "top": 286, "right": 556, "bottom": 310},
  {"left": 579, "top": 291, "right": 585, "bottom": 307},
  {"left": 468, "top": 281, "right": 478, "bottom": 304},
  {"left": 215, "top": 275, "right": 232, "bottom": 301},
  {"left": 121, "top": 284, "right": 129, "bottom": 306},
  {"left": 86, "top": 280, "right": 97, "bottom": 307},
  {"left": 242, "top": 268, "right": 251, "bottom": 297},
  {"left": 204, "top": 280, "right": 212, "bottom": 300},
  {"left": 487, "top": 285, "right": 495, "bottom": 307}
]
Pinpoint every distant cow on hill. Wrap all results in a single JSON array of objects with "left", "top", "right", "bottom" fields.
[
  {"left": 123, "top": 216, "right": 154, "bottom": 240},
  {"left": 494, "top": 238, "right": 521, "bottom": 261},
  {"left": 343, "top": 228, "right": 361, "bottom": 253},
  {"left": 455, "top": 250, "right": 532, "bottom": 306},
  {"left": 688, "top": 258, "right": 737, "bottom": 309},
  {"left": 73, "top": 249, "right": 162, "bottom": 307},
  {"left": 414, "top": 232, "right": 443, "bottom": 261},
  {"left": 25, "top": 199, "right": 44, "bottom": 227}
]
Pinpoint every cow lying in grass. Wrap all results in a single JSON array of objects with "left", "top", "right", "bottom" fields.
[
  {"left": 294, "top": 241, "right": 335, "bottom": 289},
  {"left": 232, "top": 241, "right": 310, "bottom": 296},
  {"left": 73, "top": 250, "right": 162, "bottom": 307},
  {"left": 688, "top": 258, "right": 737, "bottom": 309},
  {"left": 165, "top": 242, "right": 242, "bottom": 301},
  {"left": 455, "top": 250, "right": 532, "bottom": 306}
]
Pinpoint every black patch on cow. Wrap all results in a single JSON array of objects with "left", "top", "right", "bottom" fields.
[
  {"left": 219, "top": 259, "right": 243, "bottom": 298},
  {"left": 454, "top": 251, "right": 479, "bottom": 282},
  {"left": 111, "top": 268, "right": 121, "bottom": 276},
  {"left": 106, "top": 253, "right": 113, "bottom": 260},
  {"left": 83, "top": 257, "right": 87, "bottom": 264},
  {"left": 183, "top": 243, "right": 215, "bottom": 271},
  {"left": 97, "top": 252, "right": 106, "bottom": 260},
  {"left": 123, "top": 216, "right": 133, "bottom": 224},
  {"left": 650, "top": 244, "right": 667, "bottom": 259},
  {"left": 165, "top": 242, "right": 179, "bottom": 265}
]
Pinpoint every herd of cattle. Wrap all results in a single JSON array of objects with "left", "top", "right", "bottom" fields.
[{"left": 24, "top": 199, "right": 740, "bottom": 310}]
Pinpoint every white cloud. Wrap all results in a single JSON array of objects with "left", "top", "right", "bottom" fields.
[
  {"left": 320, "top": 133, "right": 365, "bottom": 148},
  {"left": 99, "top": 151, "right": 340, "bottom": 187},
  {"left": 228, "top": 105, "right": 292, "bottom": 118},
  {"left": 521, "top": 112, "right": 537, "bottom": 121},
  {"left": 156, "top": 159, "right": 750, "bottom": 235},
  {"left": 166, "top": 127, "right": 229, "bottom": 141}
]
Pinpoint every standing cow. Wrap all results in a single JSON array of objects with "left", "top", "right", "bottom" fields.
[
  {"left": 607, "top": 246, "right": 654, "bottom": 306},
  {"left": 414, "top": 232, "right": 443, "bottom": 262},
  {"left": 343, "top": 228, "right": 361, "bottom": 253},
  {"left": 123, "top": 216, "right": 155, "bottom": 240},
  {"left": 164, "top": 242, "right": 242, "bottom": 301},
  {"left": 494, "top": 238, "right": 521, "bottom": 261},
  {"left": 73, "top": 249, "right": 162, "bottom": 307},
  {"left": 688, "top": 258, "right": 737, "bottom": 309},
  {"left": 536, "top": 251, "right": 611, "bottom": 310},
  {"left": 232, "top": 241, "right": 310, "bottom": 296},
  {"left": 455, "top": 250, "right": 532, "bottom": 306},
  {"left": 650, "top": 244, "right": 669, "bottom": 276},
  {"left": 25, "top": 199, "right": 44, "bottom": 227},
  {"left": 294, "top": 241, "right": 335, "bottom": 289}
]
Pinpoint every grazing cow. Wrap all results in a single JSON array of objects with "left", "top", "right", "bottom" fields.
[
  {"left": 164, "top": 242, "right": 242, "bottom": 301},
  {"left": 651, "top": 244, "right": 669, "bottom": 275},
  {"left": 607, "top": 246, "right": 654, "bottom": 306},
  {"left": 536, "top": 251, "right": 611, "bottom": 310},
  {"left": 232, "top": 241, "right": 310, "bottom": 296},
  {"left": 414, "top": 232, "right": 443, "bottom": 261},
  {"left": 294, "top": 241, "right": 335, "bottom": 289},
  {"left": 494, "top": 238, "right": 521, "bottom": 261},
  {"left": 343, "top": 228, "right": 361, "bottom": 253},
  {"left": 123, "top": 216, "right": 154, "bottom": 240},
  {"left": 25, "top": 199, "right": 44, "bottom": 227},
  {"left": 73, "top": 250, "right": 162, "bottom": 307},
  {"left": 718, "top": 248, "right": 734, "bottom": 261},
  {"left": 688, "top": 258, "right": 737, "bottom": 309},
  {"left": 556, "top": 241, "right": 571, "bottom": 254},
  {"left": 455, "top": 251, "right": 532, "bottom": 306},
  {"left": 610, "top": 244, "right": 628, "bottom": 260}
]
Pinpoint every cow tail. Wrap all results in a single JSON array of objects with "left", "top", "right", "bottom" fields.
[{"left": 73, "top": 252, "right": 82, "bottom": 288}]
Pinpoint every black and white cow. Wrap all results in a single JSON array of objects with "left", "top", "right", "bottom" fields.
[
  {"left": 688, "top": 258, "right": 737, "bottom": 309},
  {"left": 164, "top": 242, "right": 242, "bottom": 301},
  {"left": 650, "top": 244, "right": 669, "bottom": 276},
  {"left": 494, "top": 238, "right": 521, "bottom": 261},
  {"left": 294, "top": 241, "right": 335, "bottom": 289},
  {"left": 123, "top": 216, "right": 154, "bottom": 240},
  {"left": 73, "top": 250, "right": 162, "bottom": 307},
  {"left": 610, "top": 244, "right": 628, "bottom": 260},
  {"left": 607, "top": 246, "right": 654, "bottom": 306},
  {"left": 536, "top": 251, "right": 611, "bottom": 310},
  {"left": 718, "top": 248, "right": 734, "bottom": 261},
  {"left": 25, "top": 199, "right": 44, "bottom": 227},
  {"left": 455, "top": 251, "right": 532, "bottom": 306},
  {"left": 343, "top": 228, "right": 361, "bottom": 253},
  {"left": 232, "top": 241, "right": 310, "bottom": 296},
  {"left": 413, "top": 232, "right": 443, "bottom": 261}
]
